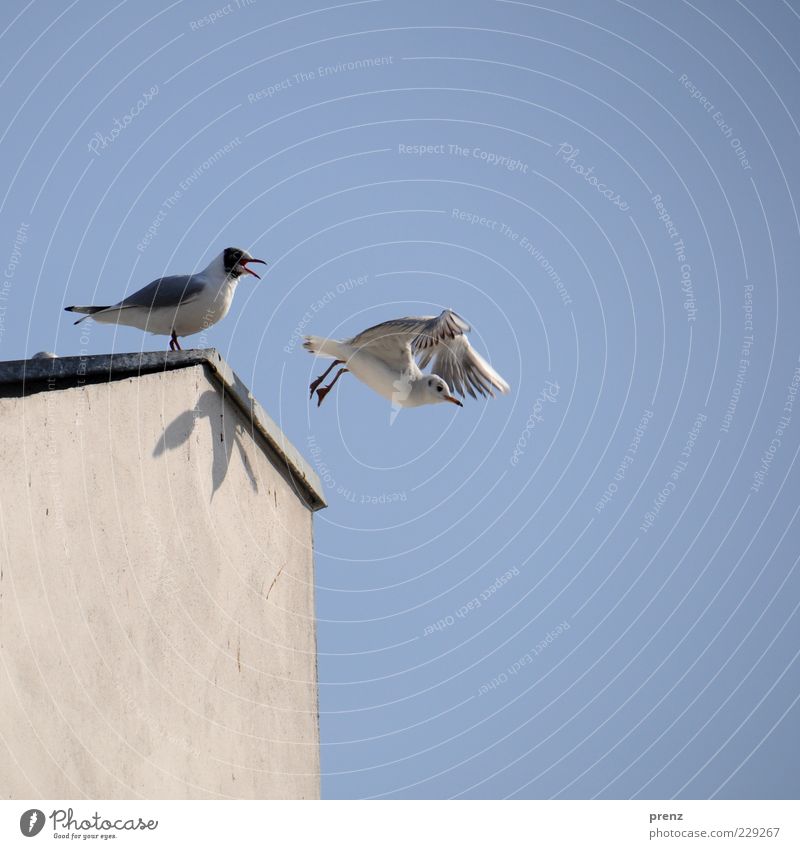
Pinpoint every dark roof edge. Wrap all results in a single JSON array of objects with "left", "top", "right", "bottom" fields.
[{"left": 0, "top": 349, "right": 327, "bottom": 511}]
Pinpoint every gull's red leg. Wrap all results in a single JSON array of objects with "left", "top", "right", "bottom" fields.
[
  {"left": 309, "top": 359, "right": 343, "bottom": 399},
  {"left": 316, "top": 367, "right": 348, "bottom": 407}
]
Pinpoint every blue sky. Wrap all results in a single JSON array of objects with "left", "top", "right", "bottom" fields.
[{"left": 2, "top": 0, "right": 799, "bottom": 799}]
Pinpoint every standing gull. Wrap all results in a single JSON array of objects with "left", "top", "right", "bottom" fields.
[
  {"left": 65, "top": 247, "right": 266, "bottom": 350},
  {"left": 303, "top": 309, "right": 510, "bottom": 408}
]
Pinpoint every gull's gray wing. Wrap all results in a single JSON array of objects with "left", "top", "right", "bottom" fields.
[
  {"left": 346, "top": 316, "right": 433, "bottom": 372},
  {"left": 415, "top": 310, "right": 510, "bottom": 399},
  {"left": 112, "top": 274, "right": 206, "bottom": 310}
]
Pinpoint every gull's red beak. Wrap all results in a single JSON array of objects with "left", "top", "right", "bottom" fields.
[
  {"left": 444, "top": 394, "right": 463, "bottom": 407},
  {"left": 241, "top": 258, "right": 267, "bottom": 279}
]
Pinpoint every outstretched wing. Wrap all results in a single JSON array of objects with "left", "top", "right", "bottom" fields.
[
  {"left": 113, "top": 275, "right": 206, "bottom": 311},
  {"left": 415, "top": 310, "right": 510, "bottom": 399},
  {"left": 346, "top": 316, "right": 433, "bottom": 372},
  {"left": 411, "top": 309, "right": 472, "bottom": 353}
]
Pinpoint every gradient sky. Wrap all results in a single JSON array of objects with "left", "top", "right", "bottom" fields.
[{"left": 1, "top": 0, "right": 799, "bottom": 799}]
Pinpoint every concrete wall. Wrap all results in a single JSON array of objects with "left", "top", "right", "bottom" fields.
[{"left": 0, "top": 364, "right": 320, "bottom": 799}]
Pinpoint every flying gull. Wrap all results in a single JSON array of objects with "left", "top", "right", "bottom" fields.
[{"left": 303, "top": 309, "right": 510, "bottom": 410}]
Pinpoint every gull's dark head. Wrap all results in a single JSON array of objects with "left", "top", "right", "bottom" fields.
[{"left": 223, "top": 247, "right": 267, "bottom": 279}]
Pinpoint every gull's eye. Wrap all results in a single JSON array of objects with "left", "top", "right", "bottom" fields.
[{"left": 437, "top": 385, "right": 443, "bottom": 392}]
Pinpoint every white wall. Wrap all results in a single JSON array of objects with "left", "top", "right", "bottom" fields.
[{"left": 0, "top": 365, "right": 320, "bottom": 799}]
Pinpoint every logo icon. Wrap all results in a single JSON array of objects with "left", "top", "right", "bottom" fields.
[
  {"left": 390, "top": 368, "right": 414, "bottom": 425},
  {"left": 19, "top": 809, "right": 45, "bottom": 837}
]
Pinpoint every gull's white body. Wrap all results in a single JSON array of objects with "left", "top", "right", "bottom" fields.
[
  {"left": 96, "top": 262, "right": 237, "bottom": 336},
  {"left": 310, "top": 339, "right": 412, "bottom": 403},
  {"left": 304, "top": 310, "right": 510, "bottom": 408}
]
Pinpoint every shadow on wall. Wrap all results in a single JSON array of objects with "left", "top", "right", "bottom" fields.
[{"left": 153, "top": 389, "right": 259, "bottom": 499}]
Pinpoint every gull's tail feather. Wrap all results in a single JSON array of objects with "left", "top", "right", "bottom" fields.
[
  {"left": 303, "top": 335, "right": 346, "bottom": 360},
  {"left": 65, "top": 305, "right": 109, "bottom": 325}
]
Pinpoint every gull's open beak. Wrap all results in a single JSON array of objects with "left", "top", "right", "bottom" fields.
[
  {"left": 444, "top": 395, "right": 463, "bottom": 407},
  {"left": 241, "top": 258, "right": 267, "bottom": 279}
]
